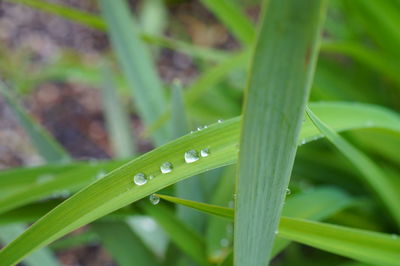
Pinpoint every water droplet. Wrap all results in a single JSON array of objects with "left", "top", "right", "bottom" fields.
[
  {"left": 134, "top": 173, "right": 147, "bottom": 186},
  {"left": 233, "top": 193, "right": 237, "bottom": 200},
  {"left": 95, "top": 170, "right": 106, "bottom": 180},
  {"left": 286, "top": 188, "right": 291, "bottom": 195},
  {"left": 218, "top": 119, "right": 224, "bottom": 123},
  {"left": 220, "top": 238, "right": 229, "bottom": 247},
  {"left": 149, "top": 175, "right": 155, "bottom": 180},
  {"left": 200, "top": 148, "right": 210, "bottom": 157},
  {"left": 190, "top": 130, "right": 194, "bottom": 134},
  {"left": 36, "top": 174, "right": 54, "bottom": 184},
  {"left": 197, "top": 126, "right": 203, "bottom": 131},
  {"left": 149, "top": 194, "right": 160, "bottom": 205},
  {"left": 184, "top": 150, "right": 199, "bottom": 163},
  {"left": 160, "top": 162, "right": 173, "bottom": 173},
  {"left": 275, "top": 230, "right": 279, "bottom": 235},
  {"left": 204, "top": 125, "right": 208, "bottom": 129},
  {"left": 300, "top": 139, "right": 307, "bottom": 145}
]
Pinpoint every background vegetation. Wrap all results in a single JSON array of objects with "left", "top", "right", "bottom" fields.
[{"left": 0, "top": 0, "right": 399, "bottom": 265}]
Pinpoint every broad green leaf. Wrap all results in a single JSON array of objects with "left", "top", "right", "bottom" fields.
[
  {"left": 306, "top": 107, "right": 400, "bottom": 227},
  {"left": 99, "top": 0, "right": 170, "bottom": 146},
  {"left": 0, "top": 82, "right": 69, "bottom": 163},
  {"left": 156, "top": 194, "right": 400, "bottom": 265},
  {"left": 1, "top": 102, "right": 399, "bottom": 265},
  {"left": 235, "top": 0, "right": 327, "bottom": 264}
]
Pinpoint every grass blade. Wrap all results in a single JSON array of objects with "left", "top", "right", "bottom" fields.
[
  {"left": 0, "top": 82, "right": 69, "bottom": 163},
  {"left": 0, "top": 224, "right": 58, "bottom": 266},
  {"left": 199, "top": 0, "right": 254, "bottom": 45},
  {"left": 5, "top": 0, "right": 105, "bottom": 30},
  {"left": 100, "top": 65, "right": 136, "bottom": 158},
  {"left": 306, "top": 107, "right": 400, "bottom": 227},
  {"left": 99, "top": 0, "right": 170, "bottom": 146},
  {"left": 235, "top": 0, "right": 327, "bottom": 264},
  {"left": 140, "top": 202, "right": 210, "bottom": 266},
  {"left": 171, "top": 82, "right": 205, "bottom": 232},
  {"left": 92, "top": 221, "right": 161, "bottom": 266}
]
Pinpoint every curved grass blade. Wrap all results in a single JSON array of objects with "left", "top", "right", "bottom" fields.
[
  {"left": 306, "top": 107, "right": 400, "bottom": 227},
  {"left": 156, "top": 194, "right": 400, "bottom": 265},
  {"left": 235, "top": 0, "right": 327, "bottom": 264},
  {"left": 1, "top": 102, "right": 400, "bottom": 265}
]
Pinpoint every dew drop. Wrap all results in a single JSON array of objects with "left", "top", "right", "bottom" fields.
[
  {"left": 286, "top": 188, "right": 291, "bottom": 195},
  {"left": 197, "top": 126, "right": 203, "bottom": 131},
  {"left": 233, "top": 193, "right": 237, "bottom": 200},
  {"left": 36, "top": 174, "right": 54, "bottom": 184},
  {"left": 275, "top": 230, "right": 279, "bottom": 235},
  {"left": 200, "top": 148, "right": 210, "bottom": 157},
  {"left": 133, "top": 173, "right": 147, "bottom": 186},
  {"left": 149, "top": 194, "right": 160, "bottom": 205},
  {"left": 95, "top": 170, "right": 106, "bottom": 180},
  {"left": 300, "top": 139, "right": 307, "bottom": 145},
  {"left": 184, "top": 150, "right": 199, "bottom": 163},
  {"left": 160, "top": 162, "right": 173, "bottom": 173},
  {"left": 220, "top": 238, "right": 229, "bottom": 247},
  {"left": 218, "top": 119, "right": 224, "bottom": 123}
]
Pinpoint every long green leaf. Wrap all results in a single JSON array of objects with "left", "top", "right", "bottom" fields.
[
  {"left": 99, "top": 0, "right": 170, "bottom": 146},
  {"left": 0, "top": 102, "right": 399, "bottom": 265},
  {"left": 306, "top": 107, "right": 400, "bottom": 227},
  {"left": 235, "top": 0, "right": 327, "bottom": 264}
]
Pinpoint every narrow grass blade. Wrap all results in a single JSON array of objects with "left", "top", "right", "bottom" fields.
[
  {"left": 205, "top": 167, "right": 235, "bottom": 263},
  {"left": 235, "top": 0, "right": 327, "bottom": 264},
  {"left": 172, "top": 82, "right": 205, "bottom": 232},
  {"left": 99, "top": 0, "right": 170, "bottom": 146},
  {"left": 92, "top": 221, "right": 161, "bottom": 266},
  {"left": 0, "top": 102, "right": 399, "bottom": 265},
  {"left": 0, "top": 224, "right": 58, "bottom": 266},
  {"left": 157, "top": 194, "right": 400, "bottom": 265},
  {"left": 0, "top": 82, "right": 69, "bottom": 163},
  {"left": 100, "top": 65, "right": 136, "bottom": 158},
  {"left": 5, "top": 0, "right": 106, "bottom": 30},
  {"left": 199, "top": 0, "right": 254, "bottom": 45},
  {"left": 140, "top": 202, "right": 210, "bottom": 266},
  {"left": 306, "top": 107, "right": 400, "bottom": 227}
]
